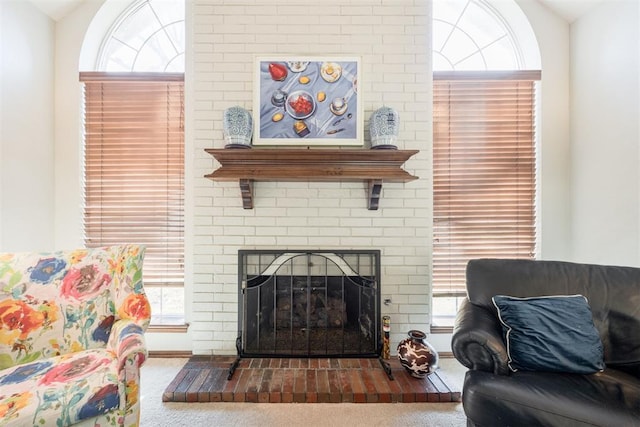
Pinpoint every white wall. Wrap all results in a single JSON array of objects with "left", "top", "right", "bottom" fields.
[
  {"left": 0, "top": 1, "right": 55, "bottom": 252},
  {"left": 54, "top": 0, "right": 105, "bottom": 251},
  {"left": 517, "top": 0, "right": 572, "bottom": 260},
  {"left": 570, "top": 0, "right": 640, "bottom": 266}
]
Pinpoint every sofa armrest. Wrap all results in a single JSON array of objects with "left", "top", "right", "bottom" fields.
[
  {"left": 451, "top": 297, "right": 509, "bottom": 375},
  {"left": 107, "top": 319, "right": 148, "bottom": 371}
]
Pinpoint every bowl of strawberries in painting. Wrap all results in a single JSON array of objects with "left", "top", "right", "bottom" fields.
[{"left": 285, "top": 90, "right": 316, "bottom": 120}]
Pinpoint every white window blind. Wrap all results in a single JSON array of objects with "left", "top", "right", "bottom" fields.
[
  {"left": 80, "top": 72, "right": 184, "bottom": 290},
  {"left": 433, "top": 71, "right": 540, "bottom": 297}
]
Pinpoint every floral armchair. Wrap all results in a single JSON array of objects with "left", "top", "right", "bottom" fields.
[{"left": 0, "top": 245, "right": 151, "bottom": 426}]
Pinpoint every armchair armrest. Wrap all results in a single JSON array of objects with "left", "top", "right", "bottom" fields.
[
  {"left": 107, "top": 319, "right": 147, "bottom": 417},
  {"left": 451, "top": 297, "right": 509, "bottom": 375},
  {"left": 107, "top": 319, "right": 148, "bottom": 371}
]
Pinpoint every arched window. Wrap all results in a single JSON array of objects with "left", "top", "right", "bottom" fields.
[
  {"left": 98, "top": 0, "right": 184, "bottom": 72},
  {"left": 433, "top": 0, "right": 540, "bottom": 71},
  {"left": 81, "top": 0, "right": 185, "bottom": 326},
  {"left": 432, "top": 0, "right": 541, "bottom": 327}
]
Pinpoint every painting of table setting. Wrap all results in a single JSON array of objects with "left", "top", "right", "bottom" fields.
[{"left": 253, "top": 56, "right": 363, "bottom": 145}]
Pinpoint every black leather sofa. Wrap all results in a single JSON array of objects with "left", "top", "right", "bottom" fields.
[{"left": 452, "top": 259, "right": 640, "bottom": 427}]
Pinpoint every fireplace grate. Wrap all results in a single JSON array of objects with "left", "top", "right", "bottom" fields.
[{"left": 237, "top": 250, "right": 381, "bottom": 359}]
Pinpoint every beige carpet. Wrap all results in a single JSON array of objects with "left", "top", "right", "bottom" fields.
[{"left": 140, "top": 357, "right": 468, "bottom": 426}]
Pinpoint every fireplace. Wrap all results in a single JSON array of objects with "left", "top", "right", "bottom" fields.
[{"left": 237, "top": 250, "right": 381, "bottom": 358}]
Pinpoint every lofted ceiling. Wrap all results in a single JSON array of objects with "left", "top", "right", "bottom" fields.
[
  {"left": 535, "top": 0, "right": 607, "bottom": 22},
  {"left": 27, "top": 0, "right": 606, "bottom": 23},
  {"left": 27, "top": 0, "right": 86, "bottom": 21}
]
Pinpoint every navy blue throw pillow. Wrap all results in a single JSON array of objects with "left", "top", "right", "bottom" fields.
[{"left": 492, "top": 294, "right": 605, "bottom": 374}]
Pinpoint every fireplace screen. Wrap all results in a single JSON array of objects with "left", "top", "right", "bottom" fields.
[{"left": 238, "top": 250, "right": 381, "bottom": 357}]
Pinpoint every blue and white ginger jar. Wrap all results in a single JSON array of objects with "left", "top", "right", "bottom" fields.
[
  {"left": 369, "top": 106, "right": 399, "bottom": 149},
  {"left": 223, "top": 106, "right": 253, "bottom": 148}
]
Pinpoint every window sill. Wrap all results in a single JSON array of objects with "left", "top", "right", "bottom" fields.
[
  {"left": 148, "top": 323, "right": 189, "bottom": 333},
  {"left": 430, "top": 325, "right": 453, "bottom": 334}
]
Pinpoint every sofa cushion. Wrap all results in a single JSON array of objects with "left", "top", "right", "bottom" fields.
[
  {"left": 463, "top": 369, "right": 640, "bottom": 427},
  {"left": 0, "top": 348, "right": 121, "bottom": 426},
  {"left": 493, "top": 294, "right": 604, "bottom": 374}
]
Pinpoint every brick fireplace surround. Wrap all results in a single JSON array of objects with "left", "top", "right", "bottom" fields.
[
  {"left": 163, "top": 356, "right": 460, "bottom": 403},
  {"left": 191, "top": 0, "right": 433, "bottom": 357}
]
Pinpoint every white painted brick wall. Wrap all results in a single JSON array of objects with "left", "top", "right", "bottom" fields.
[{"left": 191, "top": 0, "right": 432, "bottom": 355}]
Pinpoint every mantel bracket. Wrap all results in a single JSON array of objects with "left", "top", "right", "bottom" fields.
[
  {"left": 239, "top": 179, "right": 253, "bottom": 209},
  {"left": 368, "top": 179, "right": 383, "bottom": 210}
]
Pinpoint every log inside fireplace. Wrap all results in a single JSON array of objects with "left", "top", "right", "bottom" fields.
[{"left": 238, "top": 250, "right": 381, "bottom": 358}]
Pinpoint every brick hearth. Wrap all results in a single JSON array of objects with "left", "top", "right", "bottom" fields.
[{"left": 163, "top": 356, "right": 461, "bottom": 403}]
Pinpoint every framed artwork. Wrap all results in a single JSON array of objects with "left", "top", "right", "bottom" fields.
[{"left": 253, "top": 56, "right": 363, "bottom": 146}]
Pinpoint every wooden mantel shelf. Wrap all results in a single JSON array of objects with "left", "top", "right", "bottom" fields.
[{"left": 204, "top": 148, "right": 419, "bottom": 210}]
